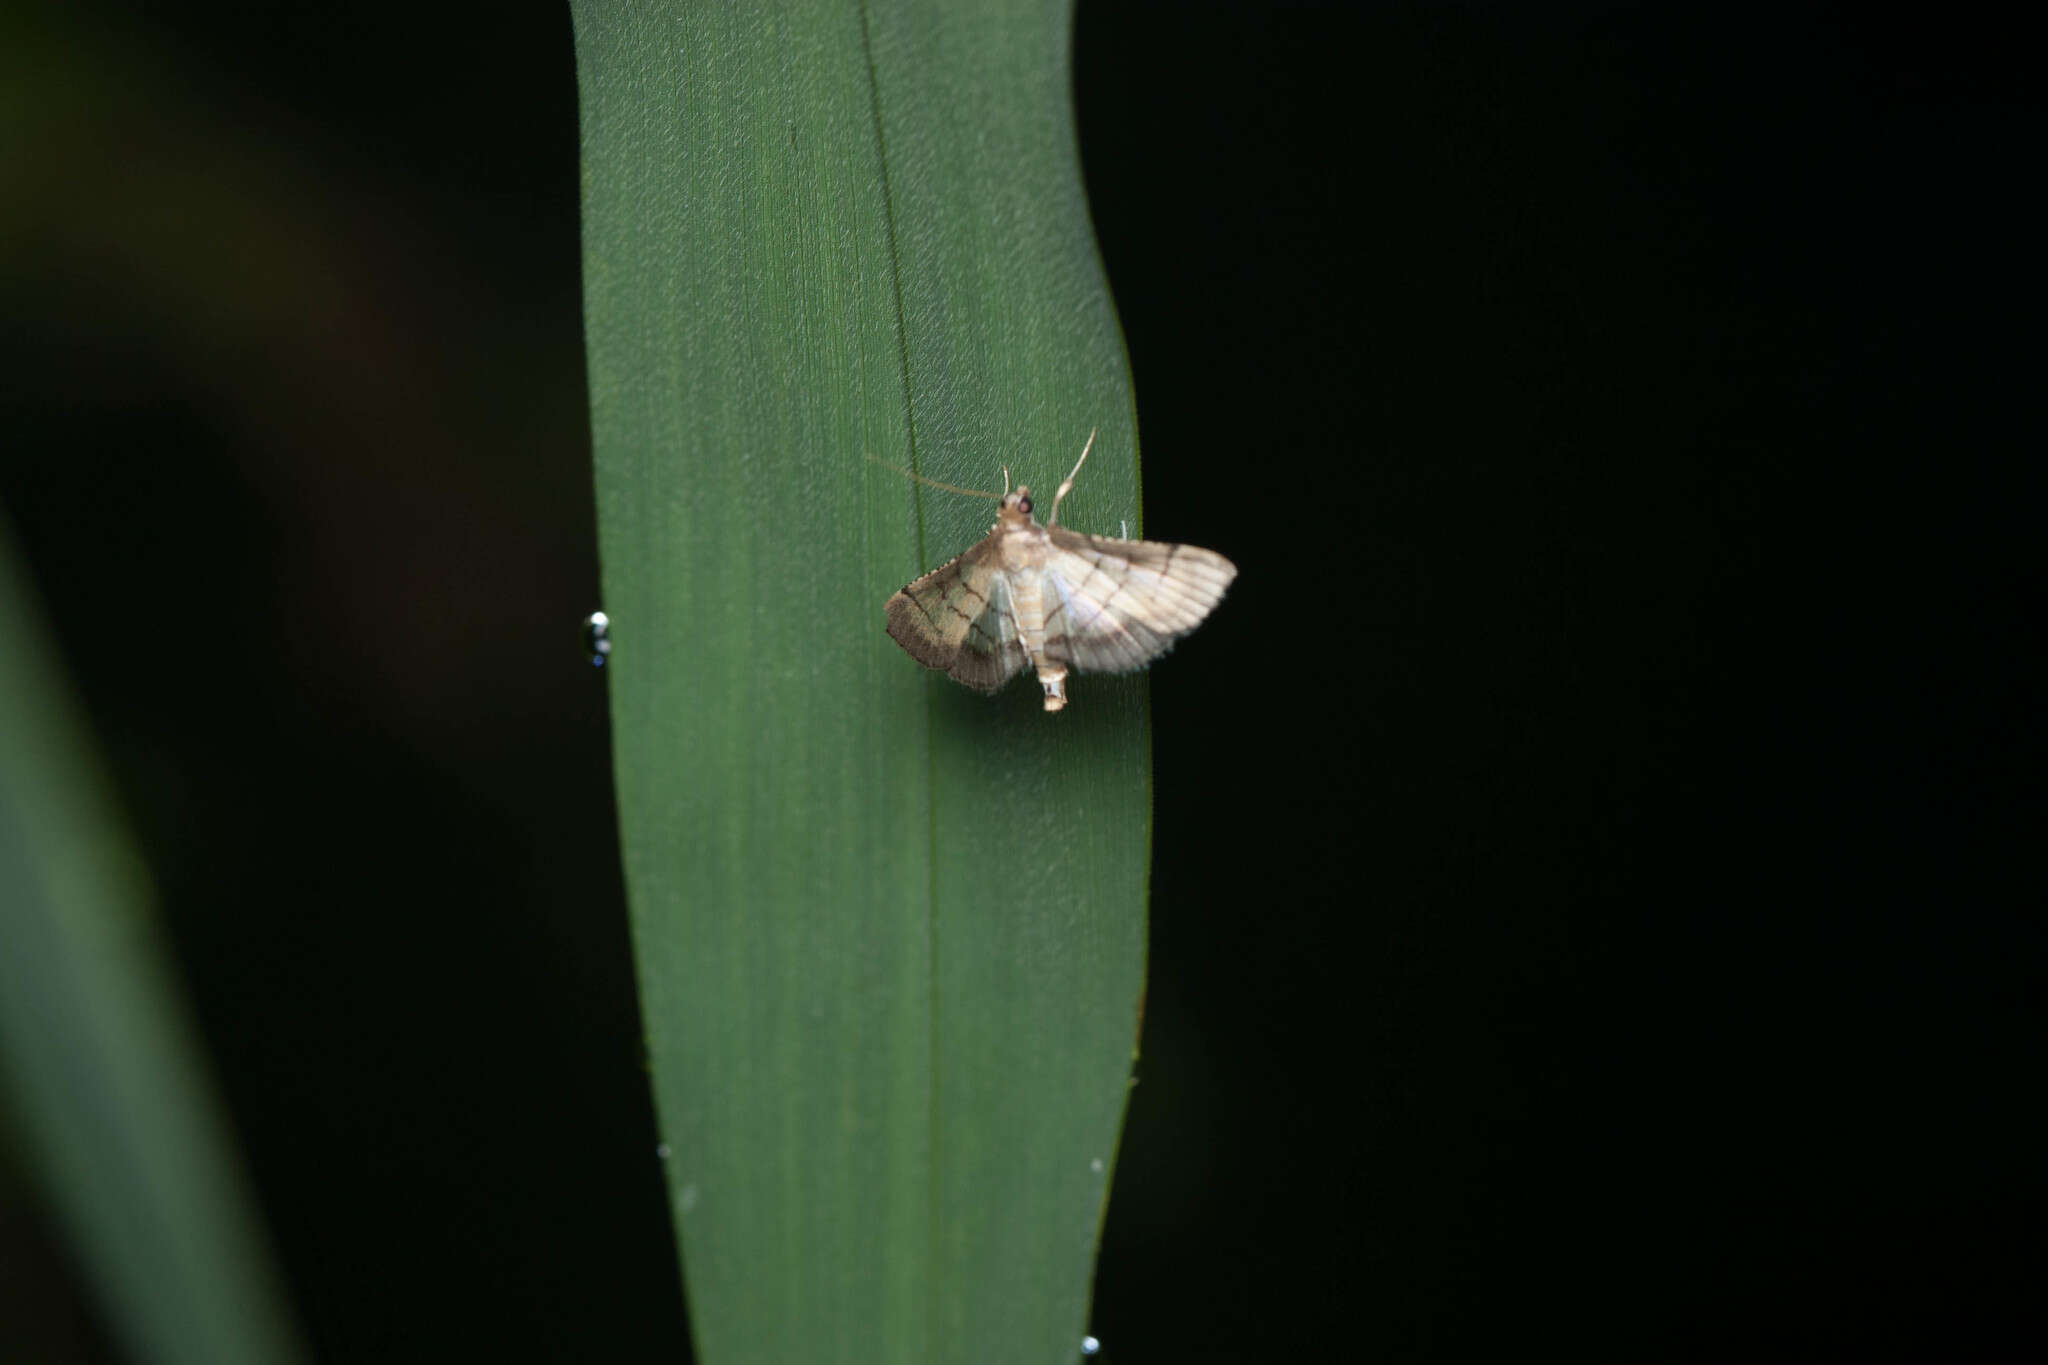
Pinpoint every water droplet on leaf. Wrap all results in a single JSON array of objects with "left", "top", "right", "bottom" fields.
[{"left": 582, "top": 610, "right": 611, "bottom": 667}]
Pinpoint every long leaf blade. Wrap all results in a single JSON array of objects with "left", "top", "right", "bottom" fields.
[
  {"left": 0, "top": 532, "right": 303, "bottom": 1365},
  {"left": 572, "top": 2, "right": 1146, "bottom": 1361}
]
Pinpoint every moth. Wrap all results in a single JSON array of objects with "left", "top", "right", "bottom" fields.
[{"left": 883, "top": 432, "right": 1237, "bottom": 712}]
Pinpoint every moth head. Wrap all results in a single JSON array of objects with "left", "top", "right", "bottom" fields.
[{"left": 999, "top": 486, "right": 1035, "bottom": 523}]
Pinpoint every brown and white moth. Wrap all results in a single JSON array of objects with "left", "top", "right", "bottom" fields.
[{"left": 883, "top": 432, "right": 1237, "bottom": 712}]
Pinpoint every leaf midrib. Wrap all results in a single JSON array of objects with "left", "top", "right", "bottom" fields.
[{"left": 853, "top": 2, "right": 939, "bottom": 1356}]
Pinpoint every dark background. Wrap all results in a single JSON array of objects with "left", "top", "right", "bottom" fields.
[{"left": 3, "top": 2, "right": 2041, "bottom": 1360}]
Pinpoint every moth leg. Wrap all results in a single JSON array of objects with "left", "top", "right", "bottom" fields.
[
  {"left": 1046, "top": 428, "right": 1096, "bottom": 529},
  {"left": 1037, "top": 663, "right": 1069, "bottom": 712}
]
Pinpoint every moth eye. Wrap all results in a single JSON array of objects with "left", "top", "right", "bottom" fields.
[{"left": 1019, "top": 497, "right": 1033, "bottom": 514}]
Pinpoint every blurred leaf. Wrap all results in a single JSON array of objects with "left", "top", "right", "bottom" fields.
[
  {"left": 572, "top": 1, "right": 1148, "bottom": 1361},
  {"left": 0, "top": 528, "right": 302, "bottom": 1365}
]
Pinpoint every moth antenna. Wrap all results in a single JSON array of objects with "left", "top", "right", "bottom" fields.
[
  {"left": 866, "top": 454, "right": 1002, "bottom": 500},
  {"left": 1047, "top": 427, "right": 1096, "bottom": 529}
]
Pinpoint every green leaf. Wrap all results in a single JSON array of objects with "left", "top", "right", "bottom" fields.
[
  {"left": 571, "top": 2, "right": 1147, "bottom": 1361},
  {"left": 0, "top": 531, "right": 303, "bottom": 1365}
]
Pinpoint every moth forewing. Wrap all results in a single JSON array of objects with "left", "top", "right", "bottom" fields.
[
  {"left": 882, "top": 541, "right": 1026, "bottom": 692},
  {"left": 1048, "top": 530, "right": 1235, "bottom": 635},
  {"left": 881, "top": 436, "right": 1236, "bottom": 712}
]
